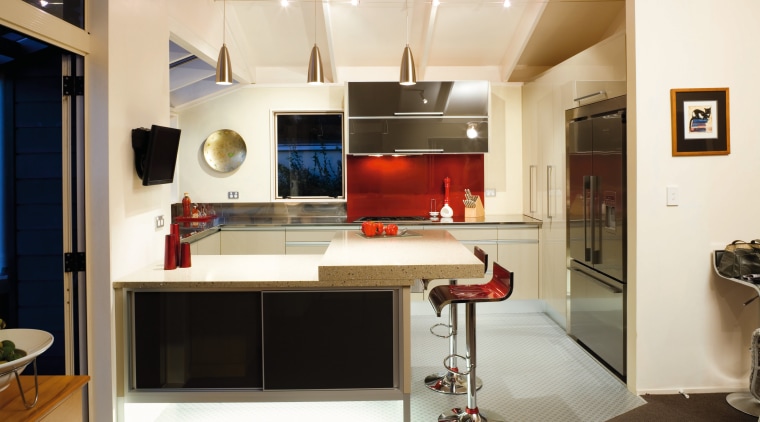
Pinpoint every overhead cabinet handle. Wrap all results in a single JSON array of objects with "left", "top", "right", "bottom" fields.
[
  {"left": 393, "top": 149, "right": 444, "bottom": 153},
  {"left": 546, "top": 165, "right": 553, "bottom": 219},
  {"left": 393, "top": 112, "right": 445, "bottom": 116}
]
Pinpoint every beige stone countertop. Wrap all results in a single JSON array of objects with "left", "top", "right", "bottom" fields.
[
  {"left": 113, "top": 255, "right": 324, "bottom": 289},
  {"left": 319, "top": 229, "right": 484, "bottom": 282},
  {"left": 115, "top": 230, "right": 483, "bottom": 289}
]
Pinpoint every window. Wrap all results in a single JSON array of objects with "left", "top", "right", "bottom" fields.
[{"left": 275, "top": 112, "right": 344, "bottom": 199}]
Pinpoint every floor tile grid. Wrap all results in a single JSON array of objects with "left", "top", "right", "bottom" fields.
[{"left": 409, "top": 312, "right": 644, "bottom": 422}]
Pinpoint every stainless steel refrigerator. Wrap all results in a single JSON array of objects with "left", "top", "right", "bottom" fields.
[{"left": 566, "top": 95, "right": 627, "bottom": 380}]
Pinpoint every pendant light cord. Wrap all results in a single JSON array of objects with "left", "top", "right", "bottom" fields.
[
  {"left": 405, "top": 0, "right": 409, "bottom": 45},
  {"left": 223, "top": 0, "right": 227, "bottom": 45}
]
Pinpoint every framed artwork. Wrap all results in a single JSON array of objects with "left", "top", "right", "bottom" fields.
[{"left": 670, "top": 88, "right": 730, "bottom": 156}]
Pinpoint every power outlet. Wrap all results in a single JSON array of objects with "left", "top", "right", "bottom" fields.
[
  {"left": 228, "top": 191, "right": 239, "bottom": 200},
  {"left": 485, "top": 189, "right": 496, "bottom": 197},
  {"left": 155, "top": 215, "right": 165, "bottom": 229}
]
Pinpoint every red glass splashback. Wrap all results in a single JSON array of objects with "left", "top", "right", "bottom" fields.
[{"left": 347, "top": 155, "right": 485, "bottom": 218}]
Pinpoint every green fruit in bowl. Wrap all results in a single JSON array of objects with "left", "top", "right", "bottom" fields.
[{"left": 0, "top": 339, "right": 25, "bottom": 364}]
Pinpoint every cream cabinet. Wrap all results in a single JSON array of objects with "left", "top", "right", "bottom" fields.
[
  {"left": 417, "top": 226, "right": 500, "bottom": 300},
  {"left": 285, "top": 227, "right": 342, "bottom": 255},
  {"left": 188, "top": 231, "right": 221, "bottom": 255},
  {"left": 220, "top": 228, "right": 286, "bottom": 255},
  {"left": 497, "top": 227, "right": 539, "bottom": 300}
]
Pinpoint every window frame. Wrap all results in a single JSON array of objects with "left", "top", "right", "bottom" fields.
[{"left": 272, "top": 111, "right": 346, "bottom": 202}]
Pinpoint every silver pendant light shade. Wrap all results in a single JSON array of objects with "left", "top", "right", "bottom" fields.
[
  {"left": 399, "top": 44, "right": 416, "bottom": 86},
  {"left": 308, "top": 0, "right": 325, "bottom": 84},
  {"left": 399, "top": 0, "right": 416, "bottom": 85},
  {"left": 216, "top": 43, "right": 233, "bottom": 85},
  {"left": 307, "top": 43, "right": 324, "bottom": 84},
  {"left": 216, "top": 0, "right": 233, "bottom": 85}
]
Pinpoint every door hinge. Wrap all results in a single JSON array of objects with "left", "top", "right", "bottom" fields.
[
  {"left": 62, "top": 76, "right": 84, "bottom": 96},
  {"left": 64, "top": 252, "right": 86, "bottom": 272}
]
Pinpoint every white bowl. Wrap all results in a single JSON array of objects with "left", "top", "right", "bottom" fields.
[{"left": 0, "top": 329, "right": 54, "bottom": 392}]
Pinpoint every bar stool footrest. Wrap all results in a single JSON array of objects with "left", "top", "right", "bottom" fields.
[
  {"left": 437, "top": 407, "right": 504, "bottom": 422},
  {"left": 430, "top": 322, "right": 453, "bottom": 338},
  {"left": 424, "top": 370, "right": 482, "bottom": 395}
]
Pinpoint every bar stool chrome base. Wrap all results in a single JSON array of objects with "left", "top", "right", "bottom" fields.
[
  {"left": 437, "top": 407, "right": 504, "bottom": 422},
  {"left": 726, "top": 392, "right": 760, "bottom": 416},
  {"left": 424, "top": 371, "right": 482, "bottom": 394}
]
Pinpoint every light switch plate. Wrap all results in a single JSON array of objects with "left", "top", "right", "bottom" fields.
[{"left": 666, "top": 186, "right": 679, "bottom": 206}]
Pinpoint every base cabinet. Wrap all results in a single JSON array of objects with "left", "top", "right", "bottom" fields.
[
  {"left": 220, "top": 229, "right": 286, "bottom": 255},
  {"left": 497, "top": 227, "right": 539, "bottom": 300},
  {"left": 129, "top": 289, "right": 398, "bottom": 391},
  {"left": 284, "top": 227, "right": 340, "bottom": 255},
  {"left": 188, "top": 231, "right": 221, "bottom": 255}
]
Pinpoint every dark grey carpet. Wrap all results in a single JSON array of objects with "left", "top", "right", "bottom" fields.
[{"left": 607, "top": 393, "right": 756, "bottom": 421}]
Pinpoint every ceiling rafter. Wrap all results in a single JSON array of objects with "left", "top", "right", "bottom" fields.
[
  {"left": 498, "top": 1, "right": 547, "bottom": 82},
  {"left": 414, "top": 0, "right": 437, "bottom": 81}
]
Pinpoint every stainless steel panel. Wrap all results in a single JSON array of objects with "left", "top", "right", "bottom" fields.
[
  {"left": 569, "top": 260, "right": 626, "bottom": 378},
  {"left": 348, "top": 81, "right": 489, "bottom": 117},
  {"left": 566, "top": 96, "right": 626, "bottom": 282},
  {"left": 347, "top": 117, "right": 488, "bottom": 154}
]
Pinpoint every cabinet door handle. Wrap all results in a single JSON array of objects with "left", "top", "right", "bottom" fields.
[
  {"left": 546, "top": 165, "right": 553, "bottom": 219},
  {"left": 529, "top": 165, "right": 537, "bottom": 213}
]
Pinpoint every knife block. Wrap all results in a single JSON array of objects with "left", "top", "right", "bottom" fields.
[{"left": 464, "top": 197, "right": 485, "bottom": 218}]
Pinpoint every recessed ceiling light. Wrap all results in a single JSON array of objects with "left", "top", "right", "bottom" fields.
[
  {"left": 503, "top": 0, "right": 511, "bottom": 7},
  {"left": 280, "top": 0, "right": 289, "bottom": 6}
]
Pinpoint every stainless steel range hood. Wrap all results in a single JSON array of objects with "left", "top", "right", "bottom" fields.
[{"left": 347, "top": 81, "right": 489, "bottom": 155}]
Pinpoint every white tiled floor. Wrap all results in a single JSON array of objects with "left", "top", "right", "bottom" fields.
[{"left": 125, "top": 312, "right": 644, "bottom": 422}]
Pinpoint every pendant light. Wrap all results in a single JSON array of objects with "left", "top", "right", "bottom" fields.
[
  {"left": 399, "top": 0, "right": 416, "bottom": 85},
  {"left": 216, "top": 0, "right": 233, "bottom": 85},
  {"left": 307, "top": 0, "right": 325, "bottom": 84}
]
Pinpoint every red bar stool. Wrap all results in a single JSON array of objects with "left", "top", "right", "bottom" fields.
[
  {"left": 424, "top": 246, "right": 488, "bottom": 395},
  {"left": 428, "top": 261, "right": 514, "bottom": 422}
]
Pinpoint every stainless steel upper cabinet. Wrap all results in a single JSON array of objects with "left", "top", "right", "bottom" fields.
[
  {"left": 347, "top": 81, "right": 489, "bottom": 117},
  {"left": 566, "top": 100, "right": 626, "bottom": 282},
  {"left": 347, "top": 81, "right": 490, "bottom": 155}
]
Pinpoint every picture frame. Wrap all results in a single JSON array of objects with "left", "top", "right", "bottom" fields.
[{"left": 670, "top": 88, "right": 730, "bottom": 156}]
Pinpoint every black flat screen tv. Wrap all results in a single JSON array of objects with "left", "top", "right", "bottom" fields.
[{"left": 132, "top": 125, "right": 181, "bottom": 186}]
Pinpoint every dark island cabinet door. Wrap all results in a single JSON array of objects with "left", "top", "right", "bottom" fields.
[
  {"left": 262, "top": 290, "right": 397, "bottom": 390},
  {"left": 131, "top": 291, "right": 263, "bottom": 389}
]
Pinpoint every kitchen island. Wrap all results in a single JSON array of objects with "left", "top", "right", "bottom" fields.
[{"left": 114, "top": 229, "right": 483, "bottom": 421}]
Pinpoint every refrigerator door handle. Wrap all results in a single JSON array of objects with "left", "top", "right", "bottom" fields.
[
  {"left": 590, "top": 175, "right": 601, "bottom": 264},
  {"left": 571, "top": 267, "right": 623, "bottom": 294},
  {"left": 583, "top": 175, "right": 591, "bottom": 262},
  {"left": 546, "top": 165, "right": 553, "bottom": 219}
]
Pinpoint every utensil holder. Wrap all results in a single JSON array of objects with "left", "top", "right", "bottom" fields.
[{"left": 464, "top": 197, "right": 485, "bottom": 219}]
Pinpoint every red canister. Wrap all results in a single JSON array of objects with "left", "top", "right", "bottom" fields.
[
  {"left": 179, "top": 242, "right": 192, "bottom": 268},
  {"left": 164, "top": 234, "right": 177, "bottom": 270}
]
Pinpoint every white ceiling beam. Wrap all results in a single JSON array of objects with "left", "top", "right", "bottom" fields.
[
  {"left": 320, "top": 1, "right": 337, "bottom": 83},
  {"left": 415, "top": 0, "right": 437, "bottom": 81},
  {"left": 498, "top": 1, "right": 547, "bottom": 82}
]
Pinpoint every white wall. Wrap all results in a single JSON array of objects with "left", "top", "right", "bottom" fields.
[
  {"left": 629, "top": 0, "right": 760, "bottom": 394},
  {"left": 176, "top": 84, "right": 526, "bottom": 215},
  {"left": 90, "top": 0, "right": 176, "bottom": 420},
  {"left": 176, "top": 85, "right": 345, "bottom": 203}
]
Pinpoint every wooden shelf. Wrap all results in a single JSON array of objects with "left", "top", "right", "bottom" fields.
[{"left": 0, "top": 375, "right": 89, "bottom": 422}]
